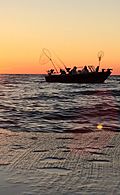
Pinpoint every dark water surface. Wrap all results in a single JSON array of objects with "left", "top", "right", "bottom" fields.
[{"left": 0, "top": 74, "right": 119, "bottom": 132}]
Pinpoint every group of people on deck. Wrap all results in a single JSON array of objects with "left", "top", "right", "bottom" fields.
[
  {"left": 48, "top": 65, "right": 100, "bottom": 75},
  {"left": 60, "top": 65, "right": 89, "bottom": 75}
]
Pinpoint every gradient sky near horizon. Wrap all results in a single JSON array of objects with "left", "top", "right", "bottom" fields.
[{"left": 0, "top": 0, "right": 120, "bottom": 74}]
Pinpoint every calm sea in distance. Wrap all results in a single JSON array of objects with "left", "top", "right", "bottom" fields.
[{"left": 0, "top": 74, "right": 119, "bottom": 133}]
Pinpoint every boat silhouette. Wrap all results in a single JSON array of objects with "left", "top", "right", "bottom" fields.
[{"left": 44, "top": 50, "right": 112, "bottom": 83}]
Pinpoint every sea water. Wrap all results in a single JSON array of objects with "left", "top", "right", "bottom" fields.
[{"left": 0, "top": 74, "right": 119, "bottom": 132}]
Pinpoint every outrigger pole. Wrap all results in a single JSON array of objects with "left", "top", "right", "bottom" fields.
[
  {"left": 52, "top": 51, "right": 67, "bottom": 70},
  {"left": 42, "top": 48, "right": 59, "bottom": 73},
  {"left": 49, "top": 58, "right": 59, "bottom": 73},
  {"left": 52, "top": 51, "right": 72, "bottom": 73}
]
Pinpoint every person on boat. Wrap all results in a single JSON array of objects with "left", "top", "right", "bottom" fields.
[
  {"left": 102, "top": 69, "right": 105, "bottom": 73},
  {"left": 48, "top": 69, "right": 54, "bottom": 75},
  {"left": 65, "top": 67, "right": 71, "bottom": 73},
  {"left": 95, "top": 66, "right": 99, "bottom": 72},
  {"left": 60, "top": 69, "right": 66, "bottom": 75},
  {"left": 107, "top": 68, "right": 112, "bottom": 73},
  {"left": 81, "top": 66, "right": 89, "bottom": 73},
  {"left": 70, "top": 66, "right": 77, "bottom": 75}
]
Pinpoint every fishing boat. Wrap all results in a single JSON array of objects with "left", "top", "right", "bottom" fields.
[
  {"left": 43, "top": 50, "right": 112, "bottom": 83},
  {"left": 45, "top": 67, "right": 112, "bottom": 83}
]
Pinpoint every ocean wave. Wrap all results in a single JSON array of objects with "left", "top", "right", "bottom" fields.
[{"left": 0, "top": 75, "right": 119, "bottom": 133}]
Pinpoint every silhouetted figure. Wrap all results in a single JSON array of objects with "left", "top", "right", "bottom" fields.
[
  {"left": 65, "top": 67, "right": 71, "bottom": 73},
  {"left": 48, "top": 69, "right": 54, "bottom": 75},
  {"left": 96, "top": 66, "right": 99, "bottom": 72},
  {"left": 107, "top": 68, "right": 112, "bottom": 73},
  {"left": 70, "top": 66, "right": 77, "bottom": 75},
  {"left": 102, "top": 69, "right": 105, "bottom": 73},
  {"left": 82, "top": 66, "right": 89, "bottom": 73},
  {"left": 60, "top": 69, "right": 66, "bottom": 75}
]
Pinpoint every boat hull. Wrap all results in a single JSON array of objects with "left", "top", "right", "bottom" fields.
[{"left": 45, "top": 71, "right": 111, "bottom": 83}]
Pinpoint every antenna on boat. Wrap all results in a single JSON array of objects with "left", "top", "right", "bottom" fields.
[
  {"left": 97, "top": 51, "right": 104, "bottom": 66},
  {"left": 42, "top": 48, "right": 59, "bottom": 73}
]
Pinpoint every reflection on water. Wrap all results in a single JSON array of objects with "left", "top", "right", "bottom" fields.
[
  {"left": 0, "top": 74, "right": 119, "bottom": 132},
  {"left": 97, "top": 124, "right": 103, "bottom": 130}
]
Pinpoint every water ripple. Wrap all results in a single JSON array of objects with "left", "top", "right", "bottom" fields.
[{"left": 0, "top": 75, "right": 119, "bottom": 132}]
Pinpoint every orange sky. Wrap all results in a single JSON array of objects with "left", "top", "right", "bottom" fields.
[{"left": 0, "top": 0, "right": 120, "bottom": 74}]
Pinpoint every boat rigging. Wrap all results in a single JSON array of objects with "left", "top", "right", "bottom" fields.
[{"left": 40, "top": 49, "right": 112, "bottom": 83}]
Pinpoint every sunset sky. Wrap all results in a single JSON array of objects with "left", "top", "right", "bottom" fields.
[{"left": 0, "top": 0, "right": 120, "bottom": 74}]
